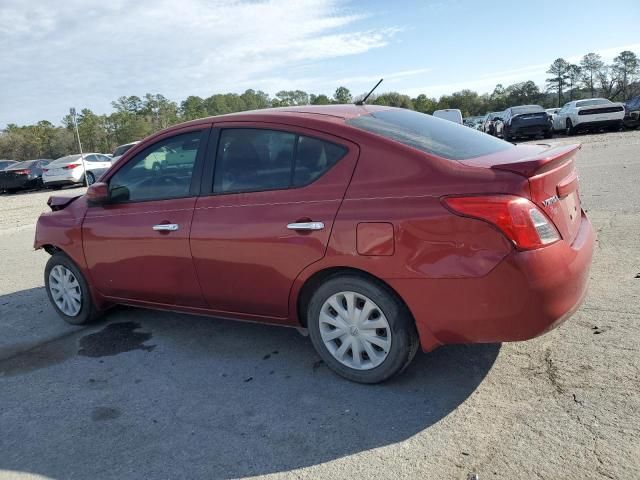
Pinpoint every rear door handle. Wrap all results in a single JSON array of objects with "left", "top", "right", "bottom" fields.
[
  {"left": 153, "top": 223, "right": 179, "bottom": 232},
  {"left": 287, "top": 222, "right": 325, "bottom": 231}
]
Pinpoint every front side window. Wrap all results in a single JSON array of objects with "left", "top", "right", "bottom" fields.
[
  {"left": 109, "top": 131, "right": 201, "bottom": 202},
  {"left": 348, "top": 109, "right": 512, "bottom": 160},
  {"left": 213, "top": 129, "right": 346, "bottom": 194}
]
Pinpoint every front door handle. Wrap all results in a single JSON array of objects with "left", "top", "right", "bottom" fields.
[
  {"left": 287, "top": 221, "right": 325, "bottom": 231},
  {"left": 153, "top": 223, "right": 179, "bottom": 232}
]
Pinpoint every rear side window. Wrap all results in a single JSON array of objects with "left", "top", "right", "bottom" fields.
[
  {"left": 213, "top": 129, "right": 346, "bottom": 194},
  {"left": 347, "top": 109, "right": 512, "bottom": 160}
]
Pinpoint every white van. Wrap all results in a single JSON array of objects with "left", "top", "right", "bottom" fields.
[{"left": 433, "top": 109, "right": 463, "bottom": 124}]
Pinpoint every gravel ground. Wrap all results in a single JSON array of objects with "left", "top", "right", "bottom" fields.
[{"left": 0, "top": 130, "right": 639, "bottom": 480}]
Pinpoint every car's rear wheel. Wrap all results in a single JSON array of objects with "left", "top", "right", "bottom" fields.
[
  {"left": 86, "top": 171, "right": 96, "bottom": 185},
  {"left": 45, "top": 253, "right": 101, "bottom": 325},
  {"left": 307, "top": 274, "right": 419, "bottom": 383}
]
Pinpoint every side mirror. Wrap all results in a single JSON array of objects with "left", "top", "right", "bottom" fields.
[{"left": 86, "top": 182, "right": 109, "bottom": 205}]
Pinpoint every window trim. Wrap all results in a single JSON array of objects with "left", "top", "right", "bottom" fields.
[
  {"left": 201, "top": 124, "right": 350, "bottom": 197},
  {"left": 98, "top": 127, "right": 211, "bottom": 205}
]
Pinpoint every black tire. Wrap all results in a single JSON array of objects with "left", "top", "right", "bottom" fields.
[
  {"left": 306, "top": 274, "right": 419, "bottom": 384},
  {"left": 44, "top": 252, "right": 101, "bottom": 325},
  {"left": 86, "top": 171, "right": 96, "bottom": 185},
  {"left": 566, "top": 119, "right": 575, "bottom": 136},
  {"left": 544, "top": 130, "right": 553, "bottom": 139}
]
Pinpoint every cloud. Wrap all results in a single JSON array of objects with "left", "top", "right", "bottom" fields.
[{"left": 0, "top": 0, "right": 398, "bottom": 126}]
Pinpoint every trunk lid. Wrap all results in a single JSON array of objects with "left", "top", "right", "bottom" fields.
[
  {"left": 512, "top": 111, "right": 549, "bottom": 127},
  {"left": 461, "top": 144, "right": 582, "bottom": 244}
]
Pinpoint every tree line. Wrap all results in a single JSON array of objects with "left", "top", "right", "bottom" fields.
[{"left": 1, "top": 50, "right": 638, "bottom": 161}]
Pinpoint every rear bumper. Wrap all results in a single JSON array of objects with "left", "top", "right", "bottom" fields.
[
  {"left": 511, "top": 125, "right": 551, "bottom": 136},
  {"left": 0, "top": 177, "right": 39, "bottom": 190},
  {"left": 574, "top": 119, "right": 623, "bottom": 130},
  {"left": 389, "top": 212, "right": 595, "bottom": 352}
]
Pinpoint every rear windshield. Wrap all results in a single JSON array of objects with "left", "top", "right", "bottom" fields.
[
  {"left": 511, "top": 105, "right": 544, "bottom": 115},
  {"left": 576, "top": 99, "right": 610, "bottom": 107},
  {"left": 50, "top": 155, "right": 81, "bottom": 165},
  {"left": 6, "top": 160, "right": 37, "bottom": 169},
  {"left": 347, "top": 109, "right": 512, "bottom": 160}
]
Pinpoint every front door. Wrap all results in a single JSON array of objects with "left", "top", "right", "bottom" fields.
[
  {"left": 190, "top": 123, "right": 359, "bottom": 321},
  {"left": 83, "top": 127, "right": 210, "bottom": 307}
]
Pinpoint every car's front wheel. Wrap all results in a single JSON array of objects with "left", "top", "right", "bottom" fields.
[
  {"left": 307, "top": 274, "right": 419, "bottom": 383},
  {"left": 566, "top": 119, "right": 575, "bottom": 136},
  {"left": 45, "top": 253, "right": 101, "bottom": 325}
]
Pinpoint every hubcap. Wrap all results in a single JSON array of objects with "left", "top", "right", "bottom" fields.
[
  {"left": 319, "top": 291, "right": 392, "bottom": 370},
  {"left": 48, "top": 265, "right": 82, "bottom": 316}
]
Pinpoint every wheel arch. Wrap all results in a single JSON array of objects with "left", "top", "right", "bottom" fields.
[{"left": 295, "top": 266, "right": 413, "bottom": 328}]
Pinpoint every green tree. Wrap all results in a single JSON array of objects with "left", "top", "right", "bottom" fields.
[
  {"left": 546, "top": 58, "right": 571, "bottom": 106},
  {"left": 372, "top": 92, "right": 414, "bottom": 109},
  {"left": 272, "top": 90, "right": 309, "bottom": 107},
  {"left": 180, "top": 96, "right": 207, "bottom": 120},
  {"left": 310, "top": 94, "right": 331, "bottom": 105},
  {"left": 580, "top": 53, "right": 604, "bottom": 98},
  {"left": 566, "top": 64, "right": 582, "bottom": 100},
  {"left": 612, "top": 50, "right": 639, "bottom": 100},
  {"left": 412, "top": 94, "right": 437, "bottom": 113},
  {"left": 333, "top": 86, "right": 352, "bottom": 104}
]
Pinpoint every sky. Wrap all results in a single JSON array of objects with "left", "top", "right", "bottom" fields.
[{"left": 1, "top": 0, "right": 639, "bottom": 127}]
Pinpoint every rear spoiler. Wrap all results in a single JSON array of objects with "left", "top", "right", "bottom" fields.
[
  {"left": 47, "top": 194, "right": 81, "bottom": 212},
  {"left": 490, "top": 144, "right": 581, "bottom": 177}
]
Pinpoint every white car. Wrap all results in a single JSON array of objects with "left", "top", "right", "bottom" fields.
[
  {"left": 42, "top": 153, "right": 113, "bottom": 189},
  {"left": 433, "top": 109, "right": 463, "bottom": 124},
  {"left": 552, "top": 98, "right": 625, "bottom": 135},
  {"left": 111, "top": 141, "right": 140, "bottom": 163}
]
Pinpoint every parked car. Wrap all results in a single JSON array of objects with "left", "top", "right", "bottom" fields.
[
  {"left": 433, "top": 109, "right": 463, "bottom": 124},
  {"left": 0, "top": 160, "right": 18, "bottom": 171},
  {"left": 111, "top": 141, "right": 140, "bottom": 163},
  {"left": 552, "top": 98, "right": 625, "bottom": 135},
  {"left": 546, "top": 108, "right": 560, "bottom": 125},
  {"left": 464, "top": 116, "right": 484, "bottom": 130},
  {"left": 0, "top": 159, "right": 50, "bottom": 193},
  {"left": 501, "top": 105, "right": 553, "bottom": 141},
  {"left": 481, "top": 111, "right": 504, "bottom": 136},
  {"left": 35, "top": 105, "right": 594, "bottom": 384},
  {"left": 42, "top": 153, "right": 113, "bottom": 189},
  {"left": 623, "top": 96, "right": 640, "bottom": 129}
]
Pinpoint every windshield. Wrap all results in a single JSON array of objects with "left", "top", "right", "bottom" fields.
[
  {"left": 576, "top": 99, "right": 611, "bottom": 107},
  {"left": 113, "top": 143, "right": 137, "bottom": 157},
  {"left": 347, "top": 109, "right": 513, "bottom": 160}
]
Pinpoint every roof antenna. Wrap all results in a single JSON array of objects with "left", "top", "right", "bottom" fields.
[{"left": 355, "top": 78, "right": 383, "bottom": 105}]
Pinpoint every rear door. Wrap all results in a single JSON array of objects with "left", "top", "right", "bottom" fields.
[{"left": 190, "top": 122, "right": 359, "bottom": 320}]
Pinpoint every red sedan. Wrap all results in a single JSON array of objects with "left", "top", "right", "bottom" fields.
[{"left": 35, "top": 105, "right": 594, "bottom": 383}]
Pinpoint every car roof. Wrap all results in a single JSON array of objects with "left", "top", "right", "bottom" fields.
[{"left": 175, "top": 104, "right": 393, "bottom": 128}]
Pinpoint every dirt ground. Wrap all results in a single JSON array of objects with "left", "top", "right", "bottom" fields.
[{"left": 0, "top": 130, "right": 639, "bottom": 479}]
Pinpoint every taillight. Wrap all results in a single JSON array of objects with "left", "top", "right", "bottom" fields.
[
  {"left": 63, "top": 164, "right": 81, "bottom": 169},
  {"left": 442, "top": 195, "right": 560, "bottom": 250},
  {"left": 13, "top": 169, "right": 30, "bottom": 175}
]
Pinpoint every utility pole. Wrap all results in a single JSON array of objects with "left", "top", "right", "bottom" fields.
[{"left": 70, "top": 107, "right": 88, "bottom": 187}]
